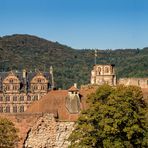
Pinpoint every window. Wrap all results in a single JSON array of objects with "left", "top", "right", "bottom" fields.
[
  {"left": 5, "top": 85, "right": 10, "bottom": 91},
  {"left": 41, "top": 85, "right": 45, "bottom": 90},
  {"left": 20, "top": 106, "right": 24, "bottom": 112},
  {"left": 33, "top": 95, "right": 38, "bottom": 101},
  {"left": 0, "top": 106, "right": 3, "bottom": 113},
  {"left": 34, "top": 96, "right": 38, "bottom": 100},
  {"left": 9, "top": 79, "right": 13, "bottom": 83},
  {"left": 0, "top": 96, "right": 3, "bottom": 101},
  {"left": 27, "top": 95, "right": 31, "bottom": 101},
  {"left": 6, "top": 96, "right": 10, "bottom": 101},
  {"left": 138, "top": 80, "right": 140, "bottom": 86},
  {"left": 20, "top": 96, "right": 24, "bottom": 101},
  {"left": 97, "top": 67, "right": 101, "bottom": 75},
  {"left": 13, "top": 96, "right": 17, "bottom": 101},
  {"left": 38, "top": 79, "right": 42, "bottom": 83},
  {"left": 13, "top": 106, "right": 17, "bottom": 113},
  {"left": 33, "top": 85, "right": 38, "bottom": 90},
  {"left": 6, "top": 106, "right": 10, "bottom": 113},
  {"left": 13, "top": 85, "right": 18, "bottom": 90},
  {"left": 105, "top": 67, "right": 109, "bottom": 73}
]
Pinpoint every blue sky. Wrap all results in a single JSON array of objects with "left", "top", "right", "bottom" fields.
[{"left": 0, "top": 0, "right": 148, "bottom": 49}]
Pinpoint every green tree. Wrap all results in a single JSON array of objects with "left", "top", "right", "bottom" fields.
[
  {"left": 0, "top": 118, "right": 19, "bottom": 148},
  {"left": 69, "top": 84, "right": 148, "bottom": 148}
]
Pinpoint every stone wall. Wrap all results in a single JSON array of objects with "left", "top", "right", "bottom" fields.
[
  {"left": 24, "top": 114, "right": 74, "bottom": 148},
  {"left": 0, "top": 113, "right": 43, "bottom": 148},
  {"left": 118, "top": 78, "right": 148, "bottom": 88}
]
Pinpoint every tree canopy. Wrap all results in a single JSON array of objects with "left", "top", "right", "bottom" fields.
[
  {"left": 69, "top": 84, "right": 148, "bottom": 148},
  {"left": 0, "top": 118, "right": 19, "bottom": 148}
]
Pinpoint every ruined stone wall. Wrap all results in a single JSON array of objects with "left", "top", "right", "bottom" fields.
[
  {"left": 0, "top": 113, "right": 43, "bottom": 148},
  {"left": 91, "top": 64, "right": 116, "bottom": 86},
  {"left": 0, "top": 113, "right": 75, "bottom": 148},
  {"left": 118, "top": 78, "right": 148, "bottom": 88},
  {"left": 24, "top": 114, "right": 74, "bottom": 148}
]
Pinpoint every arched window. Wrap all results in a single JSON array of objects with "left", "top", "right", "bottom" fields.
[
  {"left": 20, "top": 106, "right": 24, "bottom": 112},
  {"left": 97, "top": 67, "right": 101, "bottom": 75},
  {"left": 13, "top": 106, "right": 17, "bottom": 113},
  {"left": 6, "top": 106, "right": 10, "bottom": 113},
  {"left": 0, "top": 106, "right": 3, "bottom": 113},
  {"left": 105, "top": 67, "right": 109, "bottom": 73}
]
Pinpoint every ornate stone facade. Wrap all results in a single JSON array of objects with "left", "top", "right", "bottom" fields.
[
  {"left": 0, "top": 70, "right": 51, "bottom": 113},
  {"left": 91, "top": 64, "right": 116, "bottom": 86}
]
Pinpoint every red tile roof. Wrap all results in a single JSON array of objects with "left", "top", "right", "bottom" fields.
[
  {"left": 26, "top": 86, "right": 97, "bottom": 121},
  {"left": 68, "top": 86, "right": 79, "bottom": 92}
]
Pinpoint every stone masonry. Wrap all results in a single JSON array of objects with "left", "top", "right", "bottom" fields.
[{"left": 24, "top": 114, "right": 75, "bottom": 148}]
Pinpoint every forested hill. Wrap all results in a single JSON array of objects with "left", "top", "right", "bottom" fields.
[{"left": 0, "top": 34, "right": 148, "bottom": 88}]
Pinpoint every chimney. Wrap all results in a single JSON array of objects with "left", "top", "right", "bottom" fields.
[
  {"left": 22, "top": 69, "right": 27, "bottom": 93},
  {"left": 74, "top": 83, "right": 77, "bottom": 88}
]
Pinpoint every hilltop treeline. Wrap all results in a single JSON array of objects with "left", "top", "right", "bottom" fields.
[{"left": 0, "top": 34, "right": 148, "bottom": 88}]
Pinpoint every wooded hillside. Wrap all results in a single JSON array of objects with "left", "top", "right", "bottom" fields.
[{"left": 0, "top": 34, "right": 148, "bottom": 88}]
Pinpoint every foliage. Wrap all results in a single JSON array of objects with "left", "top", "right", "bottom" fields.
[
  {"left": 68, "top": 85, "right": 148, "bottom": 148},
  {"left": 0, "top": 35, "right": 148, "bottom": 89},
  {"left": 0, "top": 118, "right": 19, "bottom": 148}
]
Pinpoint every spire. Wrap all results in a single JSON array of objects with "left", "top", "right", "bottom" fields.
[
  {"left": 94, "top": 49, "right": 97, "bottom": 65},
  {"left": 22, "top": 69, "right": 27, "bottom": 93},
  {"left": 50, "top": 66, "right": 55, "bottom": 90}
]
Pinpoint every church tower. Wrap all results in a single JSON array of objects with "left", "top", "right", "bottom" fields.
[{"left": 91, "top": 64, "right": 116, "bottom": 86}]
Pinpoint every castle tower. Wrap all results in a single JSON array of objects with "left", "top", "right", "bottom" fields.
[{"left": 91, "top": 64, "right": 116, "bottom": 86}]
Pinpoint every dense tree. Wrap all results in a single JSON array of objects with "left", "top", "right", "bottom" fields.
[
  {"left": 0, "top": 118, "right": 19, "bottom": 148},
  {"left": 69, "top": 85, "right": 148, "bottom": 148}
]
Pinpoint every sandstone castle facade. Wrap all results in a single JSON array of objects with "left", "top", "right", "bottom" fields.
[
  {"left": 91, "top": 64, "right": 116, "bottom": 86},
  {"left": 0, "top": 69, "right": 52, "bottom": 113},
  {"left": 0, "top": 64, "right": 147, "bottom": 147}
]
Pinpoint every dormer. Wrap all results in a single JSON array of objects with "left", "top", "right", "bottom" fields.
[
  {"left": 68, "top": 84, "right": 79, "bottom": 95},
  {"left": 30, "top": 72, "right": 48, "bottom": 93},
  {"left": 3, "top": 71, "right": 20, "bottom": 93}
]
